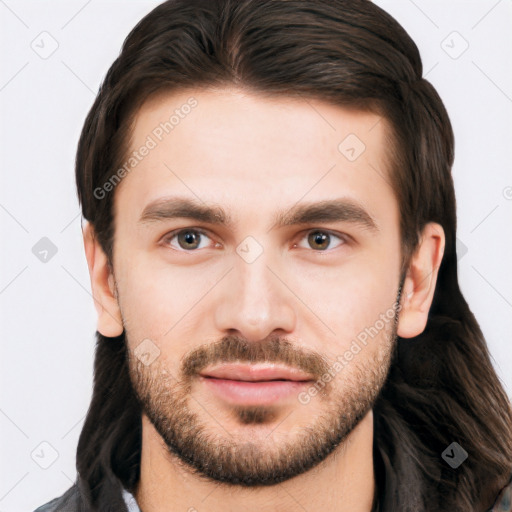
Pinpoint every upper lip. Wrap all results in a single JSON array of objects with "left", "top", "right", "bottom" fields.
[{"left": 199, "top": 363, "right": 314, "bottom": 382}]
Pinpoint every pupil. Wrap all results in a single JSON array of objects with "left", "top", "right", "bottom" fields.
[
  {"left": 310, "top": 231, "right": 328, "bottom": 250},
  {"left": 181, "top": 231, "right": 198, "bottom": 248}
]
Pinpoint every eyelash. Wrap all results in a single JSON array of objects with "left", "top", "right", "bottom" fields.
[{"left": 161, "top": 228, "right": 349, "bottom": 253}]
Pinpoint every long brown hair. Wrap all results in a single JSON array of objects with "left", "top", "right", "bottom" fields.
[{"left": 74, "top": 1, "right": 512, "bottom": 510}]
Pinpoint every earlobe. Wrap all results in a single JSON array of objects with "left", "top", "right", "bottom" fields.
[
  {"left": 397, "top": 222, "right": 445, "bottom": 339},
  {"left": 82, "top": 221, "right": 124, "bottom": 337}
]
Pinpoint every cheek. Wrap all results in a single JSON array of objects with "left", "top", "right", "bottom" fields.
[
  {"left": 115, "top": 251, "right": 219, "bottom": 340},
  {"left": 289, "top": 255, "right": 399, "bottom": 353}
]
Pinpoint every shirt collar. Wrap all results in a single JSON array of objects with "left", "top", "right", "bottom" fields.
[{"left": 122, "top": 487, "right": 141, "bottom": 512}]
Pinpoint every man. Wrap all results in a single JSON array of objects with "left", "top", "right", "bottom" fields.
[{"left": 35, "top": 0, "right": 512, "bottom": 511}]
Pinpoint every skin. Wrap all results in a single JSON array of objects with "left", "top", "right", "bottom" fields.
[{"left": 83, "top": 87, "right": 445, "bottom": 512}]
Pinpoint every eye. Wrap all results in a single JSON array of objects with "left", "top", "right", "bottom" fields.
[
  {"left": 162, "top": 228, "right": 219, "bottom": 251},
  {"left": 294, "top": 229, "right": 348, "bottom": 251},
  {"left": 161, "top": 228, "right": 348, "bottom": 253}
]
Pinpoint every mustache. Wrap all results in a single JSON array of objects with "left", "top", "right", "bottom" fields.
[{"left": 180, "top": 335, "right": 331, "bottom": 382}]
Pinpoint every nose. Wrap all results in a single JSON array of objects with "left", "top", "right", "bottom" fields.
[{"left": 213, "top": 248, "right": 297, "bottom": 342}]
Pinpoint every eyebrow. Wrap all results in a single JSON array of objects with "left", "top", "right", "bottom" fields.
[{"left": 138, "top": 196, "right": 379, "bottom": 233}]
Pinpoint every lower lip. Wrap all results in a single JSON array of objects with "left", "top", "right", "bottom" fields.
[{"left": 200, "top": 376, "right": 311, "bottom": 405}]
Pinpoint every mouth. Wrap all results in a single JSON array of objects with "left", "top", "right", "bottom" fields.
[
  {"left": 198, "top": 363, "right": 314, "bottom": 405},
  {"left": 198, "top": 363, "right": 315, "bottom": 382}
]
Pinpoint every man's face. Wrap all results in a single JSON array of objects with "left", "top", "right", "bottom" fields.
[{"left": 111, "top": 87, "right": 403, "bottom": 485}]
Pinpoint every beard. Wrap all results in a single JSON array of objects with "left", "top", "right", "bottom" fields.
[{"left": 125, "top": 299, "right": 400, "bottom": 488}]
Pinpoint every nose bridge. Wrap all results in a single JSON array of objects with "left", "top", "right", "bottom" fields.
[
  {"left": 237, "top": 252, "right": 273, "bottom": 317},
  {"left": 214, "top": 238, "right": 296, "bottom": 339}
]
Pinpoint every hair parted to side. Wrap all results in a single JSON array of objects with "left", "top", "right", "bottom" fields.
[{"left": 74, "top": 1, "right": 512, "bottom": 511}]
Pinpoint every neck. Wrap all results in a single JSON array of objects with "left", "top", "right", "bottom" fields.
[{"left": 134, "top": 409, "right": 376, "bottom": 512}]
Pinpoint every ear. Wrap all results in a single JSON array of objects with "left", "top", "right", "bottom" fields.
[
  {"left": 82, "top": 221, "right": 124, "bottom": 337},
  {"left": 397, "top": 222, "right": 445, "bottom": 338}
]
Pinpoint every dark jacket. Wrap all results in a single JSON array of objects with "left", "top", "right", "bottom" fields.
[
  {"left": 34, "top": 485, "right": 81, "bottom": 512},
  {"left": 34, "top": 474, "right": 512, "bottom": 512},
  {"left": 33, "top": 483, "right": 133, "bottom": 512}
]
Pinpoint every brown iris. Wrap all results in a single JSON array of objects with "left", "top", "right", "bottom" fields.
[{"left": 308, "top": 231, "right": 330, "bottom": 250}]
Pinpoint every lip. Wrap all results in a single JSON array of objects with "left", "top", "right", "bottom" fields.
[
  {"left": 198, "top": 363, "right": 314, "bottom": 382},
  {"left": 200, "top": 377, "right": 311, "bottom": 405},
  {"left": 198, "top": 364, "right": 314, "bottom": 406}
]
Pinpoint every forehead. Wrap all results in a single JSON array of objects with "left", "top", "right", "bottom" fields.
[{"left": 114, "top": 87, "right": 396, "bottom": 227}]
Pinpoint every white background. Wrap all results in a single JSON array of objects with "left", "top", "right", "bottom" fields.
[{"left": 1, "top": 1, "right": 511, "bottom": 510}]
